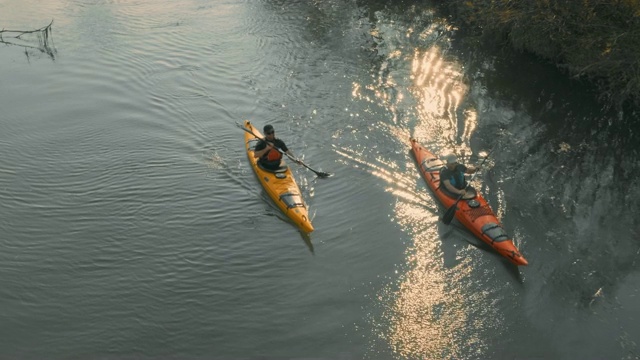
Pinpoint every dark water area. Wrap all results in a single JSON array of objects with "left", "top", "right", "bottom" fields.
[
  {"left": 1, "top": 0, "right": 639, "bottom": 359},
  {"left": 457, "top": 36, "right": 640, "bottom": 290}
]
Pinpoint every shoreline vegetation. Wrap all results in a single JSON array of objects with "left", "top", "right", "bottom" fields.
[{"left": 433, "top": 0, "right": 640, "bottom": 109}]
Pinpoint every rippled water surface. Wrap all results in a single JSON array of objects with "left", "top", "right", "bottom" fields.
[{"left": 1, "top": 0, "right": 639, "bottom": 359}]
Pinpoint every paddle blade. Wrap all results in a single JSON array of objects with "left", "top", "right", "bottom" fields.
[
  {"left": 315, "top": 171, "right": 333, "bottom": 178},
  {"left": 441, "top": 204, "right": 458, "bottom": 225},
  {"left": 296, "top": 159, "right": 333, "bottom": 178}
]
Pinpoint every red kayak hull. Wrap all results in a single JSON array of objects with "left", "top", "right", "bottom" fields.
[{"left": 410, "top": 138, "right": 528, "bottom": 266}]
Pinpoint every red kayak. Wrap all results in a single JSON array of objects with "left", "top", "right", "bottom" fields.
[{"left": 410, "top": 138, "right": 528, "bottom": 266}]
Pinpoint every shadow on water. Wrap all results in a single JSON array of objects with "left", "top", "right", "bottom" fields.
[
  {"left": 299, "top": 231, "right": 315, "bottom": 255},
  {"left": 262, "top": 210, "right": 315, "bottom": 255},
  {"left": 442, "top": 221, "right": 524, "bottom": 283},
  {"left": 259, "top": 191, "right": 316, "bottom": 255}
]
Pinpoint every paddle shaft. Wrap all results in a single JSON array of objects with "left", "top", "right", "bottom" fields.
[{"left": 238, "top": 123, "right": 332, "bottom": 178}]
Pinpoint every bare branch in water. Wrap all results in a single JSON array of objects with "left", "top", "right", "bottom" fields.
[{"left": 1, "top": 20, "right": 56, "bottom": 60}]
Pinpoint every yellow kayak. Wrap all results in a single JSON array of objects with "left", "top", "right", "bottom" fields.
[{"left": 242, "top": 120, "right": 314, "bottom": 233}]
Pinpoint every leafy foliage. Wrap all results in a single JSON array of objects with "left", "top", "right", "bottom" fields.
[{"left": 434, "top": 0, "right": 640, "bottom": 107}]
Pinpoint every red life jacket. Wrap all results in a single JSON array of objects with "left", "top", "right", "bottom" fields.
[{"left": 265, "top": 147, "right": 282, "bottom": 162}]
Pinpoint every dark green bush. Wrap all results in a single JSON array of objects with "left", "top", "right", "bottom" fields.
[{"left": 434, "top": 0, "right": 640, "bottom": 106}]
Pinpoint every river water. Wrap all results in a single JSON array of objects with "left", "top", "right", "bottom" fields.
[{"left": 1, "top": 0, "right": 639, "bottom": 359}]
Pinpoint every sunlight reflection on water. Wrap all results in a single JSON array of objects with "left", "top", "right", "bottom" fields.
[{"left": 358, "top": 12, "right": 505, "bottom": 359}]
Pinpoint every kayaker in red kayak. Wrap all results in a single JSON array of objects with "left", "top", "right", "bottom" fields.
[
  {"left": 440, "top": 153, "right": 478, "bottom": 200},
  {"left": 253, "top": 124, "right": 301, "bottom": 171}
]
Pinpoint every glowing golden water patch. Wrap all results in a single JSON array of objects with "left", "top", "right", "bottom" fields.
[
  {"left": 333, "top": 145, "right": 495, "bottom": 356},
  {"left": 345, "top": 16, "right": 508, "bottom": 357},
  {"left": 381, "top": 199, "right": 502, "bottom": 359},
  {"left": 352, "top": 82, "right": 361, "bottom": 98},
  {"left": 462, "top": 109, "right": 478, "bottom": 141},
  {"left": 410, "top": 46, "right": 478, "bottom": 153},
  {"left": 334, "top": 144, "right": 434, "bottom": 210},
  {"left": 365, "top": 41, "right": 504, "bottom": 358},
  {"left": 558, "top": 142, "right": 571, "bottom": 152}
]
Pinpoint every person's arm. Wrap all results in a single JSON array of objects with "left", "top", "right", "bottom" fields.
[
  {"left": 277, "top": 140, "right": 301, "bottom": 164},
  {"left": 253, "top": 141, "right": 272, "bottom": 158},
  {"left": 465, "top": 165, "right": 477, "bottom": 174},
  {"left": 443, "top": 179, "right": 466, "bottom": 196},
  {"left": 285, "top": 149, "right": 302, "bottom": 164}
]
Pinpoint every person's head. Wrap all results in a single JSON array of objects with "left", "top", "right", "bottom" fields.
[
  {"left": 443, "top": 153, "right": 458, "bottom": 168},
  {"left": 264, "top": 124, "right": 275, "bottom": 138}
]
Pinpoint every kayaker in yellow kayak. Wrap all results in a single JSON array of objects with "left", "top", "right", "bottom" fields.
[
  {"left": 253, "top": 124, "right": 301, "bottom": 171},
  {"left": 440, "top": 153, "right": 478, "bottom": 199}
]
